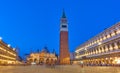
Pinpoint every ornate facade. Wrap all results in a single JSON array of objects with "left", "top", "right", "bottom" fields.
[
  {"left": 75, "top": 22, "right": 120, "bottom": 66},
  {"left": 27, "top": 47, "right": 57, "bottom": 65},
  {"left": 0, "top": 39, "right": 20, "bottom": 65}
]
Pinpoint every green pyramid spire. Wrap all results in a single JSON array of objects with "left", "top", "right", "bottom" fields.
[{"left": 62, "top": 9, "right": 66, "bottom": 18}]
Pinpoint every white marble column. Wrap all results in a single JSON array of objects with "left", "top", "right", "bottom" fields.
[
  {"left": 115, "top": 27, "right": 120, "bottom": 34},
  {"left": 114, "top": 42, "right": 119, "bottom": 50},
  {"left": 106, "top": 32, "right": 110, "bottom": 39},
  {"left": 98, "top": 47, "right": 101, "bottom": 53},
  {"left": 93, "top": 50, "right": 95, "bottom": 54},
  {"left": 109, "top": 44, "right": 113, "bottom": 51},
  {"left": 96, "top": 49, "right": 98, "bottom": 54},
  {"left": 101, "top": 46, "right": 105, "bottom": 53},
  {"left": 105, "top": 45, "right": 109, "bottom": 52},
  {"left": 111, "top": 30, "right": 115, "bottom": 36},
  {"left": 103, "top": 34, "right": 106, "bottom": 40}
]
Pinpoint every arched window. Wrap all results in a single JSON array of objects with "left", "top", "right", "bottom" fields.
[
  {"left": 109, "top": 33, "right": 112, "bottom": 37},
  {"left": 105, "top": 45, "right": 109, "bottom": 52},
  {"left": 111, "top": 43, "right": 115, "bottom": 50},
  {"left": 114, "top": 30, "right": 117, "bottom": 35},
  {"left": 96, "top": 48, "right": 99, "bottom": 54},
  {"left": 34, "top": 58, "right": 37, "bottom": 62},
  {"left": 101, "top": 36, "right": 104, "bottom": 41},
  {"left": 99, "top": 47, "right": 102, "bottom": 53},
  {"left": 116, "top": 41, "right": 120, "bottom": 49},
  {"left": 115, "top": 27, "right": 120, "bottom": 34},
  {"left": 105, "top": 34, "right": 108, "bottom": 39},
  {"left": 107, "top": 44, "right": 111, "bottom": 51},
  {"left": 102, "top": 46, "right": 105, "bottom": 53}
]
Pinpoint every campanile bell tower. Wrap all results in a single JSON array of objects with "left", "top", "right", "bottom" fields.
[{"left": 59, "top": 10, "right": 70, "bottom": 64}]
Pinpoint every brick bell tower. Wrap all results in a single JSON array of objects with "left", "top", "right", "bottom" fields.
[{"left": 59, "top": 10, "right": 70, "bottom": 65}]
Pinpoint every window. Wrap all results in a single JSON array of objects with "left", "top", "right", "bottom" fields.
[
  {"left": 111, "top": 43, "right": 115, "bottom": 50},
  {"left": 62, "top": 25, "right": 67, "bottom": 28},
  {"left": 114, "top": 30, "right": 117, "bottom": 35},
  {"left": 117, "top": 42, "right": 120, "bottom": 49},
  {"left": 109, "top": 33, "right": 112, "bottom": 37}
]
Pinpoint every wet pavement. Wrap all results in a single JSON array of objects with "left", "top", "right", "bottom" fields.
[{"left": 0, "top": 65, "right": 120, "bottom": 73}]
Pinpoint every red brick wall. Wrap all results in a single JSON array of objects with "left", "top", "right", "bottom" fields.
[{"left": 60, "top": 31, "right": 70, "bottom": 64}]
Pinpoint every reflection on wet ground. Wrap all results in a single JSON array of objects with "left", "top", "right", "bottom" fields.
[{"left": 0, "top": 65, "right": 120, "bottom": 73}]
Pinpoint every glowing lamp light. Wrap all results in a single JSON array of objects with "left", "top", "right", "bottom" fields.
[
  {"left": 116, "top": 59, "right": 120, "bottom": 64},
  {"left": 105, "top": 58, "right": 108, "bottom": 60},
  {"left": 98, "top": 42, "right": 102, "bottom": 45},
  {"left": 113, "top": 58, "right": 120, "bottom": 64},
  {"left": 8, "top": 61, "right": 12, "bottom": 64},
  {"left": 80, "top": 61, "right": 83, "bottom": 64}
]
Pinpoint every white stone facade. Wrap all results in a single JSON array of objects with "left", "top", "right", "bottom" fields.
[{"left": 75, "top": 22, "right": 120, "bottom": 65}]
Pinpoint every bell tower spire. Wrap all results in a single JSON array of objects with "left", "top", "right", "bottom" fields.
[
  {"left": 60, "top": 10, "right": 68, "bottom": 31},
  {"left": 62, "top": 9, "right": 66, "bottom": 18}
]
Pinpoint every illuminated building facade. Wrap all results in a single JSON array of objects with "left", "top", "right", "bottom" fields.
[
  {"left": 75, "top": 22, "right": 120, "bottom": 66},
  {"left": 27, "top": 47, "right": 57, "bottom": 64},
  {"left": 0, "top": 38, "right": 20, "bottom": 65},
  {"left": 59, "top": 10, "right": 70, "bottom": 65}
]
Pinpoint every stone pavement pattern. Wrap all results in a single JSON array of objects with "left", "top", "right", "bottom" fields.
[{"left": 0, "top": 65, "right": 120, "bottom": 73}]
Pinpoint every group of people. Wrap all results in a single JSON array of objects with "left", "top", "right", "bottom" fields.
[{"left": 45, "top": 59, "right": 56, "bottom": 68}]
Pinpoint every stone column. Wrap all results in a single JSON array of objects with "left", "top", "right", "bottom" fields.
[
  {"left": 114, "top": 42, "right": 119, "bottom": 50},
  {"left": 115, "top": 27, "right": 120, "bottom": 34},
  {"left": 106, "top": 32, "right": 110, "bottom": 39},
  {"left": 105, "top": 45, "right": 109, "bottom": 52},
  {"left": 111, "top": 30, "right": 115, "bottom": 37},
  {"left": 93, "top": 50, "right": 95, "bottom": 54},
  {"left": 103, "top": 34, "right": 106, "bottom": 40},
  {"left": 98, "top": 47, "right": 101, "bottom": 53},
  {"left": 109, "top": 44, "right": 114, "bottom": 51},
  {"left": 100, "top": 36, "right": 102, "bottom": 41},
  {"left": 101, "top": 46, "right": 105, "bottom": 53},
  {"left": 96, "top": 49, "right": 98, "bottom": 54}
]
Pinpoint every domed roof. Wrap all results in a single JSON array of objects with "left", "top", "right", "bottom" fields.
[{"left": 41, "top": 46, "right": 49, "bottom": 53}]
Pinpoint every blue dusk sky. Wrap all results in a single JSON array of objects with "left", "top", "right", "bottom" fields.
[{"left": 0, "top": 0, "right": 120, "bottom": 58}]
